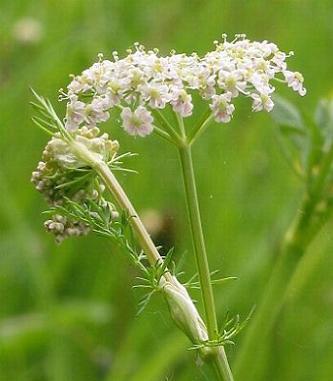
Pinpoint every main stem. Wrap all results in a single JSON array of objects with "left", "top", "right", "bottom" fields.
[
  {"left": 179, "top": 146, "right": 218, "bottom": 338},
  {"left": 179, "top": 144, "right": 233, "bottom": 381}
]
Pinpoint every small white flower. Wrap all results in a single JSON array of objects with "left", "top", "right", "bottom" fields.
[
  {"left": 199, "top": 75, "right": 216, "bottom": 99},
  {"left": 139, "top": 82, "right": 170, "bottom": 109},
  {"left": 284, "top": 70, "right": 306, "bottom": 96},
  {"left": 128, "top": 68, "right": 145, "bottom": 89},
  {"left": 217, "top": 70, "right": 246, "bottom": 97},
  {"left": 107, "top": 79, "right": 129, "bottom": 106},
  {"left": 67, "top": 78, "right": 84, "bottom": 94},
  {"left": 251, "top": 93, "right": 274, "bottom": 112},
  {"left": 121, "top": 106, "right": 154, "bottom": 137},
  {"left": 210, "top": 93, "right": 235, "bottom": 123},
  {"left": 171, "top": 89, "right": 193, "bottom": 117},
  {"left": 84, "top": 97, "right": 110, "bottom": 126},
  {"left": 65, "top": 96, "right": 86, "bottom": 131},
  {"left": 261, "top": 41, "right": 279, "bottom": 57},
  {"left": 250, "top": 73, "right": 274, "bottom": 95},
  {"left": 80, "top": 62, "right": 111, "bottom": 93},
  {"left": 271, "top": 51, "right": 287, "bottom": 71}
]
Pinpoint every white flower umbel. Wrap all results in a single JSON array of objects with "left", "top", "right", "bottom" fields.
[
  {"left": 58, "top": 38, "right": 306, "bottom": 379},
  {"left": 62, "top": 35, "right": 306, "bottom": 137}
]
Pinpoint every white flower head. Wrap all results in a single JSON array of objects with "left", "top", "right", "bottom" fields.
[
  {"left": 121, "top": 106, "right": 154, "bottom": 137},
  {"left": 63, "top": 35, "right": 306, "bottom": 136}
]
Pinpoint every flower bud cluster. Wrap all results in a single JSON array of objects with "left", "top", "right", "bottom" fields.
[
  {"left": 63, "top": 35, "right": 306, "bottom": 137},
  {"left": 44, "top": 214, "right": 90, "bottom": 244},
  {"left": 31, "top": 126, "right": 119, "bottom": 242}
]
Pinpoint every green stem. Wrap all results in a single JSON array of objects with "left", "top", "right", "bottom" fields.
[
  {"left": 213, "top": 348, "right": 235, "bottom": 381},
  {"left": 153, "top": 109, "right": 183, "bottom": 145},
  {"left": 188, "top": 111, "right": 214, "bottom": 145},
  {"left": 178, "top": 145, "right": 218, "bottom": 338},
  {"left": 178, "top": 144, "right": 233, "bottom": 381},
  {"left": 153, "top": 125, "right": 174, "bottom": 145}
]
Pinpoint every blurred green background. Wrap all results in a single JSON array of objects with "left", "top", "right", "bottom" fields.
[{"left": 1, "top": 1, "right": 333, "bottom": 380}]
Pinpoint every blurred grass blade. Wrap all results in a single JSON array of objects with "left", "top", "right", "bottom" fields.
[
  {"left": 130, "top": 333, "right": 187, "bottom": 381},
  {"left": 271, "top": 95, "right": 308, "bottom": 177},
  {"left": 314, "top": 98, "right": 333, "bottom": 146}
]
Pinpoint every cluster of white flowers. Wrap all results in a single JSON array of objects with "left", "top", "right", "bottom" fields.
[{"left": 63, "top": 35, "right": 306, "bottom": 137}]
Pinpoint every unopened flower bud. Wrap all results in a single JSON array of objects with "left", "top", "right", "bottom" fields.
[{"left": 162, "top": 277, "right": 208, "bottom": 344}]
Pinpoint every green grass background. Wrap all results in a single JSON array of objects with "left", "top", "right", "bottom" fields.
[{"left": 1, "top": 1, "right": 333, "bottom": 380}]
